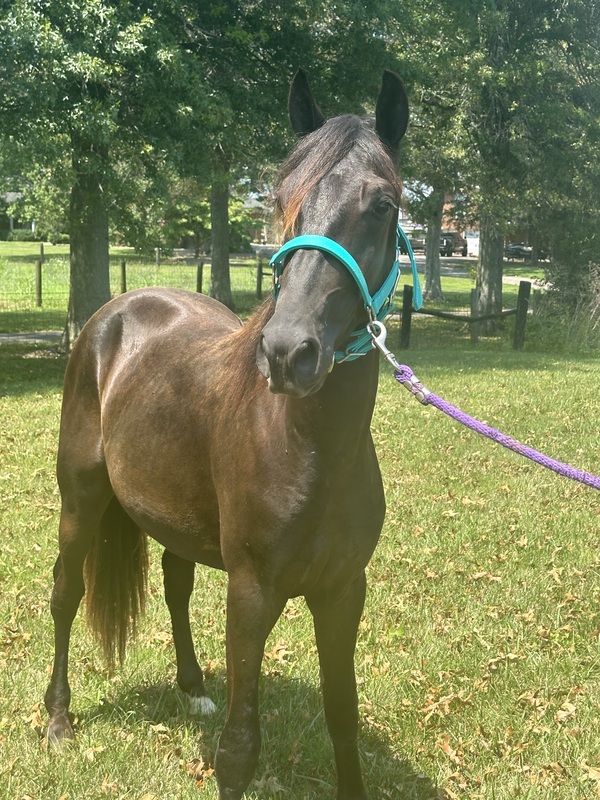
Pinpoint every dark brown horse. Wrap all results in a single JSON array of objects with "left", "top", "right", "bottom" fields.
[{"left": 44, "top": 69, "right": 409, "bottom": 799}]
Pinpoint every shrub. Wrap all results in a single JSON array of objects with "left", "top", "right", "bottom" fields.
[
  {"left": 7, "top": 228, "right": 43, "bottom": 242},
  {"left": 534, "top": 261, "right": 600, "bottom": 351}
]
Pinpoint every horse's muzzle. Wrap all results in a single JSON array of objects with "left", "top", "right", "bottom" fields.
[{"left": 256, "top": 329, "right": 327, "bottom": 397}]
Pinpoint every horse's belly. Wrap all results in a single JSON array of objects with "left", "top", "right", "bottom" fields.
[{"left": 105, "top": 437, "right": 224, "bottom": 566}]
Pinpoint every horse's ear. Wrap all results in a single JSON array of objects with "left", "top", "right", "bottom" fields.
[
  {"left": 288, "top": 69, "right": 326, "bottom": 136},
  {"left": 375, "top": 70, "right": 409, "bottom": 155}
]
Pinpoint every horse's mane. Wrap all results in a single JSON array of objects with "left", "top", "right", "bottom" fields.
[
  {"left": 222, "top": 301, "right": 275, "bottom": 407},
  {"left": 274, "top": 114, "right": 402, "bottom": 240}
]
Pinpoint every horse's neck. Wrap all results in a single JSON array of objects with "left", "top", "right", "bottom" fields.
[
  {"left": 225, "top": 308, "right": 380, "bottom": 439},
  {"left": 288, "top": 355, "right": 380, "bottom": 446},
  {"left": 272, "top": 358, "right": 378, "bottom": 470}
]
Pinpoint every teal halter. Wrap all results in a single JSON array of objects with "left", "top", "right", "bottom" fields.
[{"left": 269, "top": 224, "right": 422, "bottom": 362}]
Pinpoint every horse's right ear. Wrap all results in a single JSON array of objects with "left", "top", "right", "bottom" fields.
[
  {"left": 375, "top": 70, "right": 409, "bottom": 156},
  {"left": 288, "top": 69, "right": 326, "bottom": 136}
]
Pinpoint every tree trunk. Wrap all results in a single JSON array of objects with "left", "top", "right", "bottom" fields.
[
  {"left": 477, "top": 216, "right": 504, "bottom": 334},
  {"left": 209, "top": 147, "right": 234, "bottom": 310},
  {"left": 66, "top": 137, "right": 111, "bottom": 348},
  {"left": 423, "top": 189, "right": 445, "bottom": 302}
]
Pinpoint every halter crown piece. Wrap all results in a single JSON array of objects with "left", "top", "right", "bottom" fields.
[{"left": 269, "top": 222, "right": 422, "bottom": 362}]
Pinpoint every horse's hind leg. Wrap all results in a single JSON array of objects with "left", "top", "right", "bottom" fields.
[
  {"left": 44, "top": 497, "right": 107, "bottom": 745},
  {"left": 307, "top": 571, "right": 370, "bottom": 800},
  {"left": 162, "top": 550, "right": 216, "bottom": 714}
]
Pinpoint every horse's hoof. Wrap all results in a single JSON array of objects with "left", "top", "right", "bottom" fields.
[
  {"left": 188, "top": 694, "right": 217, "bottom": 716},
  {"left": 45, "top": 719, "right": 76, "bottom": 750}
]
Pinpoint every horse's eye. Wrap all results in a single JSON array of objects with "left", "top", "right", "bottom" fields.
[{"left": 375, "top": 198, "right": 395, "bottom": 216}]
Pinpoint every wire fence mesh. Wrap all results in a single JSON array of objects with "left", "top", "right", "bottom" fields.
[{"left": 0, "top": 252, "right": 270, "bottom": 332}]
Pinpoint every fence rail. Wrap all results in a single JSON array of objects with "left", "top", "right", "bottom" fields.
[
  {"left": 1, "top": 250, "right": 532, "bottom": 349},
  {"left": 399, "top": 281, "right": 532, "bottom": 350},
  {"left": 0, "top": 253, "right": 272, "bottom": 330}
]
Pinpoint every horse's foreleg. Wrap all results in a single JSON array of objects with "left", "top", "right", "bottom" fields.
[
  {"left": 44, "top": 518, "right": 93, "bottom": 746},
  {"left": 307, "top": 572, "right": 370, "bottom": 800},
  {"left": 161, "top": 549, "right": 215, "bottom": 715},
  {"left": 215, "top": 572, "right": 285, "bottom": 800}
]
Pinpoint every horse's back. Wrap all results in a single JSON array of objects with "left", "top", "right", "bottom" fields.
[
  {"left": 65, "top": 287, "right": 240, "bottom": 395},
  {"left": 86, "top": 287, "right": 241, "bottom": 349}
]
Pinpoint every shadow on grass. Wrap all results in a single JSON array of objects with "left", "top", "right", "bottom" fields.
[
  {"left": 0, "top": 343, "right": 67, "bottom": 397},
  {"left": 0, "top": 308, "right": 67, "bottom": 333},
  {"left": 75, "top": 674, "right": 439, "bottom": 799}
]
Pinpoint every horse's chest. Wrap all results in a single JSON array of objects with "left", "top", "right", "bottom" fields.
[{"left": 220, "top": 437, "right": 385, "bottom": 595}]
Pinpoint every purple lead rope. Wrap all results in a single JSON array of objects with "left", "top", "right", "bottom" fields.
[
  {"left": 369, "top": 321, "right": 600, "bottom": 491},
  {"left": 394, "top": 364, "right": 600, "bottom": 491}
]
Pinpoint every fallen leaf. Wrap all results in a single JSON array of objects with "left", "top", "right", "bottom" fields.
[
  {"left": 470, "top": 571, "right": 502, "bottom": 583},
  {"left": 487, "top": 652, "right": 519, "bottom": 672},
  {"left": 437, "top": 736, "right": 462, "bottom": 765},
  {"left": 555, "top": 701, "right": 577, "bottom": 724},
  {"left": 582, "top": 761, "right": 600, "bottom": 782}
]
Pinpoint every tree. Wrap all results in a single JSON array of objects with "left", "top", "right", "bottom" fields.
[
  {"left": 392, "top": 1, "right": 473, "bottom": 303},
  {"left": 1, "top": 0, "right": 411, "bottom": 328},
  {"left": 390, "top": 0, "right": 599, "bottom": 328},
  {"left": 462, "top": 0, "right": 600, "bottom": 327},
  {"left": 0, "top": 0, "right": 211, "bottom": 342},
  {"left": 179, "top": 0, "right": 408, "bottom": 309}
]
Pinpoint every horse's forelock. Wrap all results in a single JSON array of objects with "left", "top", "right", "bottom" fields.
[{"left": 275, "top": 115, "right": 400, "bottom": 241}]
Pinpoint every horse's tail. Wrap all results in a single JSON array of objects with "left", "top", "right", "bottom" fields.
[{"left": 84, "top": 496, "right": 148, "bottom": 669}]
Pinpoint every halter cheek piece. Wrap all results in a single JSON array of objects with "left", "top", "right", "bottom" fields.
[{"left": 269, "top": 224, "right": 422, "bottom": 363}]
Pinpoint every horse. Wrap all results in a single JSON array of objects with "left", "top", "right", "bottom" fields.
[{"left": 44, "top": 68, "right": 409, "bottom": 800}]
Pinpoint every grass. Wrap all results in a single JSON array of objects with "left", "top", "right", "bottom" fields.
[
  {"left": 0, "top": 243, "right": 595, "bottom": 798},
  {"left": 1, "top": 310, "right": 599, "bottom": 799}
]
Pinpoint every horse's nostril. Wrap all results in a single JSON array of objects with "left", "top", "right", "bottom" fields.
[
  {"left": 292, "top": 338, "right": 319, "bottom": 381},
  {"left": 257, "top": 327, "right": 324, "bottom": 395}
]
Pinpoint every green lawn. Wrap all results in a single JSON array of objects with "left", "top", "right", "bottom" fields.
[{"left": 1, "top": 326, "right": 598, "bottom": 799}]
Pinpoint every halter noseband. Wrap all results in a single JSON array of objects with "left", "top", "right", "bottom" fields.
[{"left": 269, "top": 224, "right": 422, "bottom": 362}]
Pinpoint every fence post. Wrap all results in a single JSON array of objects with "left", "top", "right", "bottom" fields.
[
  {"left": 470, "top": 287, "right": 480, "bottom": 344},
  {"left": 196, "top": 260, "right": 204, "bottom": 293},
  {"left": 400, "top": 283, "right": 413, "bottom": 349},
  {"left": 256, "top": 255, "right": 263, "bottom": 299},
  {"left": 513, "top": 280, "right": 531, "bottom": 350},
  {"left": 35, "top": 259, "right": 42, "bottom": 307},
  {"left": 39, "top": 242, "right": 45, "bottom": 264},
  {"left": 155, "top": 247, "right": 160, "bottom": 266},
  {"left": 120, "top": 260, "right": 127, "bottom": 294}
]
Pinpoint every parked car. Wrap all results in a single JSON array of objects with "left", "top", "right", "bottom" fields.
[
  {"left": 400, "top": 236, "right": 426, "bottom": 253},
  {"left": 503, "top": 242, "right": 532, "bottom": 261},
  {"left": 440, "top": 230, "right": 468, "bottom": 257},
  {"left": 504, "top": 242, "right": 549, "bottom": 261}
]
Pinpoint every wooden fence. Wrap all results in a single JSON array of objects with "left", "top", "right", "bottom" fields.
[
  {"left": 399, "top": 280, "right": 532, "bottom": 350},
  {"left": 9, "top": 248, "right": 531, "bottom": 350}
]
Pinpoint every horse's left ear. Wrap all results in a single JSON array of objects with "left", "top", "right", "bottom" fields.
[
  {"left": 288, "top": 69, "right": 326, "bottom": 136},
  {"left": 375, "top": 70, "right": 409, "bottom": 155}
]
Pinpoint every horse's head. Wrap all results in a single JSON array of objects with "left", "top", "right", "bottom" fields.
[{"left": 256, "top": 69, "right": 409, "bottom": 397}]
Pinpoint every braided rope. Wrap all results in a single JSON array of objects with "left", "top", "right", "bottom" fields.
[{"left": 394, "top": 364, "right": 600, "bottom": 491}]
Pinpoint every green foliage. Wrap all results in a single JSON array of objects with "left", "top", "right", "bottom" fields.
[
  {"left": 6, "top": 165, "right": 70, "bottom": 244},
  {"left": 1, "top": 0, "right": 598, "bottom": 325},
  {"left": 6, "top": 229, "right": 42, "bottom": 242}
]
